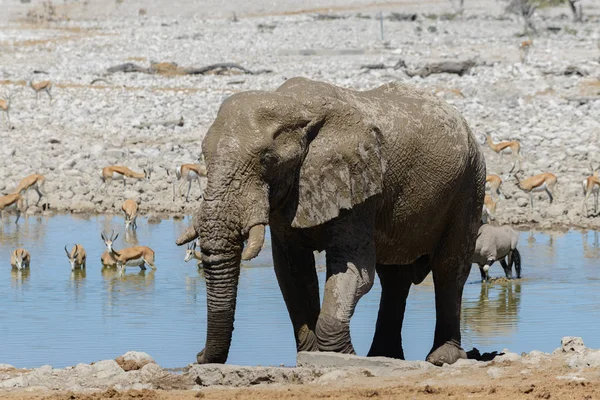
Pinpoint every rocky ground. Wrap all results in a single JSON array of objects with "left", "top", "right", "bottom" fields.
[
  {"left": 1, "top": 337, "right": 600, "bottom": 399},
  {"left": 0, "top": 0, "right": 598, "bottom": 228}
]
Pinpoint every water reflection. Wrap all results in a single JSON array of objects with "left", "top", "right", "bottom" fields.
[
  {"left": 11, "top": 267, "right": 30, "bottom": 288},
  {"left": 69, "top": 268, "right": 87, "bottom": 301},
  {"left": 124, "top": 230, "right": 139, "bottom": 246},
  {"left": 462, "top": 281, "right": 522, "bottom": 338},
  {"left": 582, "top": 231, "right": 600, "bottom": 259}
]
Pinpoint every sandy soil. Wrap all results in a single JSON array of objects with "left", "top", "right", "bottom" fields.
[{"left": 2, "top": 357, "right": 600, "bottom": 400}]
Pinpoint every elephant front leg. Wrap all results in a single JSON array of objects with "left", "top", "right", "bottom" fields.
[
  {"left": 272, "top": 232, "right": 320, "bottom": 352},
  {"left": 317, "top": 233, "right": 376, "bottom": 354}
]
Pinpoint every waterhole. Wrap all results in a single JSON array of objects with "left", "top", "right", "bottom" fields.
[{"left": 1, "top": 214, "right": 598, "bottom": 368}]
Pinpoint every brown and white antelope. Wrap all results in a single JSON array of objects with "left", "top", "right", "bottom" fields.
[
  {"left": 0, "top": 92, "right": 14, "bottom": 128},
  {"left": 65, "top": 244, "right": 87, "bottom": 270},
  {"left": 14, "top": 174, "right": 46, "bottom": 207},
  {"left": 482, "top": 194, "right": 498, "bottom": 224},
  {"left": 10, "top": 248, "right": 30, "bottom": 270},
  {"left": 511, "top": 171, "right": 558, "bottom": 211},
  {"left": 173, "top": 163, "right": 207, "bottom": 202},
  {"left": 485, "top": 174, "right": 504, "bottom": 200},
  {"left": 519, "top": 39, "right": 533, "bottom": 63},
  {"left": 122, "top": 199, "right": 138, "bottom": 230},
  {"left": 29, "top": 80, "right": 52, "bottom": 104},
  {"left": 100, "top": 250, "right": 118, "bottom": 268},
  {"left": 0, "top": 193, "right": 24, "bottom": 224},
  {"left": 485, "top": 134, "right": 522, "bottom": 172},
  {"left": 97, "top": 166, "right": 151, "bottom": 193},
  {"left": 184, "top": 240, "right": 202, "bottom": 268},
  {"left": 101, "top": 231, "right": 156, "bottom": 272},
  {"left": 582, "top": 163, "right": 600, "bottom": 216}
]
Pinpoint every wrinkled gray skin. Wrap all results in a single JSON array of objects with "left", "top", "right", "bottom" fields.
[
  {"left": 176, "top": 77, "right": 486, "bottom": 366},
  {"left": 473, "top": 224, "right": 521, "bottom": 282}
]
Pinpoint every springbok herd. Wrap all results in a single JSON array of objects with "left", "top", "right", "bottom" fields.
[{"left": 3, "top": 163, "right": 207, "bottom": 275}]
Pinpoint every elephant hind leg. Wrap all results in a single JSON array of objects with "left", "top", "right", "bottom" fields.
[
  {"left": 367, "top": 263, "right": 418, "bottom": 359},
  {"left": 272, "top": 231, "right": 320, "bottom": 352},
  {"left": 426, "top": 194, "right": 480, "bottom": 366}
]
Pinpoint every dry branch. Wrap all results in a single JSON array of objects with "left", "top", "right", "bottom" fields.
[
  {"left": 106, "top": 62, "right": 271, "bottom": 76},
  {"left": 184, "top": 63, "right": 272, "bottom": 75},
  {"left": 107, "top": 63, "right": 151, "bottom": 74},
  {"left": 405, "top": 60, "right": 476, "bottom": 78},
  {"left": 133, "top": 116, "right": 184, "bottom": 129}
]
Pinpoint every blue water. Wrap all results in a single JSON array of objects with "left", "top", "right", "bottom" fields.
[{"left": 1, "top": 214, "right": 599, "bottom": 368}]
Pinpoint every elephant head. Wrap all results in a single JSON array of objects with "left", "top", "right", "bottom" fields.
[{"left": 176, "top": 84, "right": 385, "bottom": 363}]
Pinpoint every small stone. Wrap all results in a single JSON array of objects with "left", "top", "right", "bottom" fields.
[
  {"left": 561, "top": 337, "right": 585, "bottom": 353},
  {"left": 487, "top": 367, "right": 504, "bottom": 379}
]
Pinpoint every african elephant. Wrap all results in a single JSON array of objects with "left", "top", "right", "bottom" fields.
[{"left": 176, "top": 77, "right": 486, "bottom": 366}]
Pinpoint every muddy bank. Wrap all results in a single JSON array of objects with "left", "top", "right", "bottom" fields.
[{"left": 1, "top": 337, "right": 600, "bottom": 399}]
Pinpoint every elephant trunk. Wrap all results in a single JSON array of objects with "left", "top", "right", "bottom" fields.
[
  {"left": 192, "top": 194, "right": 268, "bottom": 364},
  {"left": 196, "top": 212, "right": 244, "bottom": 364},
  {"left": 200, "top": 244, "right": 241, "bottom": 364}
]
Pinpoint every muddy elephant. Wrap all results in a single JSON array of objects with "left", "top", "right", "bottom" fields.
[{"left": 176, "top": 77, "right": 486, "bottom": 366}]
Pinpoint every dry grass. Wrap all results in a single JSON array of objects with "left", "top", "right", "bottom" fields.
[
  {"left": 579, "top": 79, "right": 600, "bottom": 96},
  {"left": 524, "top": 87, "right": 557, "bottom": 102}
]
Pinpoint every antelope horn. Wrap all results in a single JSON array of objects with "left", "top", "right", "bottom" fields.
[
  {"left": 241, "top": 224, "right": 265, "bottom": 261},
  {"left": 176, "top": 225, "right": 198, "bottom": 246},
  {"left": 64, "top": 245, "right": 70, "bottom": 258}
]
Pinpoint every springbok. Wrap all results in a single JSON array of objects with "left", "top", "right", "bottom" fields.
[
  {"left": 0, "top": 92, "right": 14, "bottom": 128},
  {"left": 65, "top": 244, "right": 86, "bottom": 270},
  {"left": 29, "top": 80, "right": 52, "bottom": 104},
  {"left": 473, "top": 224, "right": 521, "bottom": 282},
  {"left": 10, "top": 248, "right": 31, "bottom": 270},
  {"left": 0, "top": 193, "right": 24, "bottom": 223},
  {"left": 97, "top": 166, "right": 151, "bottom": 194},
  {"left": 519, "top": 39, "right": 533, "bottom": 63},
  {"left": 482, "top": 194, "right": 498, "bottom": 224},
  {"left": 184, "top": 240, "right": 202, "bottom": 268},
  {"left": 582, "top": 163, "right": 600, "bottom": 216},
  {"left": 173, "top": 163, "right": 207, "bottom": 202},
  {"left": 486, "top": 174, "right": 504, "bottom": 200},
  {"left": 101, "top": 231, "right": 156, "bottom": 272},
  {"left": 122, "top": 199, "right": 138, "bottom": 230},
  {"left": 14, "top": 174, "right": 46, "bottom": 207},
  {"left": 485, "top": 134, "right": 522, "bottom": 172},
  {"left": 511, "top": 171, "right": 558, "bottom": 211},
  {"left": 100, "top": 250, "right": 118, "bottom": 268}
]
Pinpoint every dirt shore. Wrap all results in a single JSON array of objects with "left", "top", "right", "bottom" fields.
[{"left": 1, "top": 338, "right": 600, "bottom": 399}]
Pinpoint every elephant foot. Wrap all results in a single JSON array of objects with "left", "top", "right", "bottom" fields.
[
  {"left": 196, "top": 349, "right": 206, "bottom": 364},
  {"left": 426, "top": 341, "right": 466, "bottom": 366},
  {"left": 196, "top": 349, "right": 227, "bottom": 364},
  {"left": 297, "top": 324, "right": 319, "bottom": 352},
  {"left": 367, "top": 344, "right": 404, "bottom": 359},
  {"left": 315, "top": 314, "right": 355, "bottom": 354}
]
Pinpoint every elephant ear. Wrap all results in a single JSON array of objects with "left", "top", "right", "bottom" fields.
[{"left": 291, "top": 100, "right": 385, "bottom": 228}]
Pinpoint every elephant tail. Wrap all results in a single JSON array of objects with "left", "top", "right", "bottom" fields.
[{"left": 512, "top": 248, "right": 522, "bottom": 279}]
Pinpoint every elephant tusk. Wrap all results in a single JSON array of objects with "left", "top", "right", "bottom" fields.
[
  {"left": 176, "top": 225, "right": 199, "bottom": 246},
  {"left": 241, "top": 224, "right": 265, "bottom": 261}
]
